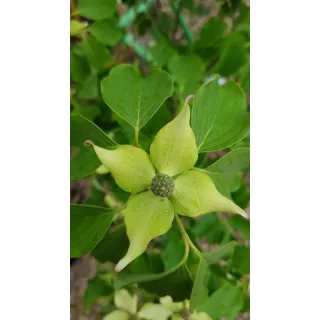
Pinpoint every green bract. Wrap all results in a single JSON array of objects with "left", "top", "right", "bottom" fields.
[{"left": 87, "top": 97, "right": 247, "bottom": 272}]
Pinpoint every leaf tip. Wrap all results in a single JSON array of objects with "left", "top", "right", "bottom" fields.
[
  {"left": 114, "top": 257, "right": 131, "bottom": 273},
  {"left": 84, "top": 140, "right": 94, "bottom": 147},
  {"left": 185, "top": 94, "right": 196, "bottom": 105}
]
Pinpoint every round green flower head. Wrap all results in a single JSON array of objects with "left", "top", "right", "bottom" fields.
[
  {"left": 151, "top": 173, "right": 175, "bottom": 197},
  {"left": 86, "top": 95, "right": 248, "bottom": 272}
]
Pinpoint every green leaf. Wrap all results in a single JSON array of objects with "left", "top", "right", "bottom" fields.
[
  {"left": 70, "top": 204, "right": 116, "bottom": 257},
  {"left": 196, "top": 283, "right": 243, "bottom": 320},
  {"left": 70, "top": 146, "right": 98, "bottom": 181},
  {"left": 149, "top": 42, "right": 176, "bottom": 68},
  {"left": 168, "top": 55, "right": 205, "bottom": 99},
  {"left": 83, "top": 275, "right": 113, "bottom": 311},
  {"left": 92, "top": 224, "right": 130, "bottom": 264},
  {"left": 161, "top": 229, "right": 185, "bottom": 271},
  {"left": 203, "top": 241, "right": 237, "bottom": 265},
  {"left": 72, "top": 104, "right": 100, "bottom": 121},
  {"left": 203, "top": 172, "right": 237, "bottom": 199},
  {"left": 70, "top": 52, "right": 90, "bottom": 83},
  {"left": 190, "top": 258, "right": 211, "bottom": 311},
  {"left": 191, "top": 213, "right": 225, "bottom": 244},
  {"left": 191, "top": 78, "right": 250, "bottom": 152},
  {"left": 115, "top": 191, "right": 174, "bottom": 272},
  {"left": 114, "top": 243, "right": 193, "bottom": 301},
  {"left": 230, "top": 245, "right": 250, "bottom": 275},
  {"left": 82, "top": 35, "right": 111, "bottom": 72},
  {"left": 70, "top": 19, "right": 88, "bottom": 36},
  {"left": 205, "top": 148, "right": 250, "bottom": 174},
  {"left": 77, "top": 74, "right": 99, "bottom": 100},
  {"left": 101, "top": 64, "right": 173, "bottom": 133},
  {"left": 232, "top": 181, "right": 250, "bottom": 209},
  {"left": 200, "top": 148, "right": 250, "bottom": 198},
  {"left": 70, "top": 115, "right": 117, "bottom": 180},
  {"left": 230, "top": 214, "right": 250, "bottom": 241},
  {"left": 89, "top": 19, "right": 123, "bottom": 46},
  {"left": 195, "top": 18, "right": 227, "bottom": 48},
  {"left": 214, "top": 31, "right": 248, "bottom": 77},
  {"left": 77, "top": 0, "right": 116, "bottom": 20},
  {"left": 143, "top": 100, "right": 173, "bottom": 136},
  {"left": 113, "top": 113, "right": 152, "bottom": 151}
]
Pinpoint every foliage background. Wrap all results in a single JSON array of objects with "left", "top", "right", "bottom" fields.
[{"left": 70, "top": 0, "right": 250, "bottom": 319}]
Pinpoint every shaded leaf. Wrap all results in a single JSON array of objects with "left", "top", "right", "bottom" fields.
[
  {"left": 70, "top": 204, "right": 116, "bottom": 257},
  {"left": 205, "top": 148, "right": 250, "bottom": 174},
  {"left": 196, "top": 283, "right": 243, "bottom": 320},
  {"left": 114, "top": 243, "right": 192, "bottom": 301},
  {"left": 70, "top": 52, "right": 90, "bottom": 83},
  {"left": 82, "top": 35, "right": 111, "bottom": 72},
  {"left": 195, "top": 18, "right": 227, "bottom": 48},
  {"left": 70, "top": 115, "right": 117, "bottom": 180},
  {"left": 77, "top": 0, "right": 116, "bottom": 20},
  {"left": 230, "top": 245, "right": 250, "bottom": 275},
  {"left": 89, "top": 19, "right": 123, "bottom": 46},
  {"left": 214, "top": 31, "right": 248, "bottom": 77},
  {"left": 77, "top": 74, "right": 99, "bottom": 100},
  {"left": 190, "top": 258, "right": 211, "bottom": 311},
  {"left": 203, "top": 241, "right": 237, "bottom": 265},
  {"left": 83, "top": 275, "right": 113, "bottom": 311},
  {"left": 92, "top": 224, "right": 130, "bottom": 264},
  {"left": 168, "top": 55, "right": 205, "bottom": 99},
  {"left": 161, "top": 229, "right": 185, "bottom": 271},
  {"left": 230, "top": 214, "right": 250, "bottom": 241}
]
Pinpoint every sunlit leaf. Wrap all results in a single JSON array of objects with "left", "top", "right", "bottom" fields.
[{"left": 101, "top": 64, "right": 173, "bottom": 133}]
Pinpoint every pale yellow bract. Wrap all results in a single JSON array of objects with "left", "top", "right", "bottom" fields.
[{"left": 89, "top": 97, "right": 247, "bottom": 272}]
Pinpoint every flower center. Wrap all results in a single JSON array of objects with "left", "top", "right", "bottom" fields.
[{"left": 151, "top": 173, "right": 175, "bottom": 197}]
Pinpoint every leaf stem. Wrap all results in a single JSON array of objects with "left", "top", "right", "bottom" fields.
[
  {"left": 174, "top": 212, "right": 202, "bottom": 259},
  {"left": 134, "top": 128, "right": 141, "bottom": 147}
]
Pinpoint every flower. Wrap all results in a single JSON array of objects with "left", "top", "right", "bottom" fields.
[
  {"left": 103, "top": 289, "right": 203, "bottom": 320},
  {"left": 86, "top": 95, "right": 248, "bottom": 272},
  {"left": 103, "top": 289, "right": 184, "bottom": 320}
]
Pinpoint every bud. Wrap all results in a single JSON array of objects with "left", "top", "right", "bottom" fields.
[{"left": 151, "top": 173, "right": 175, "bottom": 197}]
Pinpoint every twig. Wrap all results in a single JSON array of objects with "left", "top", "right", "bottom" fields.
[
  {"left": 175, "top": 213, "right": 202, "bottom": 258},
  {"left": 70, "top": 0, "right": 80, "bottom": 21}
]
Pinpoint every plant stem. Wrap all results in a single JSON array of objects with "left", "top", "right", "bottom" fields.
[
  {"left": 174, "top": 212, "right": 202, "bottom": 258},
  {"left": 170, "top": 0, "right": 194, "bottom": 45}
]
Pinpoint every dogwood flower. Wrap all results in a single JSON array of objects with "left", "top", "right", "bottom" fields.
[{"left": 86, "top": 95, "right": 247, "bottom": 272}]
